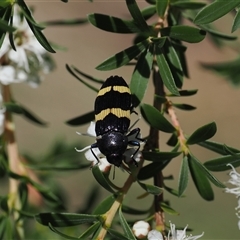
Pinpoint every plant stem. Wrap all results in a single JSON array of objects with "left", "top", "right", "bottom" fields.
[{"left": 3, "top": 85, "right": 24, "bottom": 240}]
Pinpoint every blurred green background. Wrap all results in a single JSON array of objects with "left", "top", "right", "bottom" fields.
[{"left": 5, "top": 1, "right": 240, "bottom": 239}]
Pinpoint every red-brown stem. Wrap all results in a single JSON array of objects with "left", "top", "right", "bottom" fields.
[{"left": 3, "top": 84, "right": 24, "bottom": 239}]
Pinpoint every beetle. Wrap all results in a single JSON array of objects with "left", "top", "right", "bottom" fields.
[{"left": 90, "top": 76, "right": 143, "bottom": 167}]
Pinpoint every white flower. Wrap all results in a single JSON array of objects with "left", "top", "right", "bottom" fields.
[
  {"left": 0, "top": 5, "right": 55, "bottom": 86},
  {"left": 75, "top": 122, "right": 111, "bottom": 172},
  {"left": 225, "top": 164, "right": 240, "bottom": 229},
  {"left": 168, "top": 222, "right": 204, "bottom": 240},
  {"left": 76, "top": 121, "right": 144, "bottom": 170},
  {"left": 133, "top": 220, "right": 150, "bottom": 239},
  {"left": 147, "top": 230, "right": 164, "bottom": 240}
]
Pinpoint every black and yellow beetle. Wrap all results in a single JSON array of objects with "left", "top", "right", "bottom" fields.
[{"left": 90, "top": 76, "right": 143, "bottom": 167}]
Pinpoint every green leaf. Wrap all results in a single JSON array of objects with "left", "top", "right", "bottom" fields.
[
  {"left": 161, "top": 202, "right": 179, "bottom": 215},
  {"left": 194, "top": 0, "right": 240, "bottom": 24},
  {"left": 172, "top": 103, "right": 196, "bottom": 111},
  {"left": 199, "top": 24, "right": 237, "bottom": 41},
  {"left": 168, "top": 89, "right": 198, "bottom": 97},
  {"left": 126, "top": 0, "right": 150, "bottom": 32},
  {"left": 5, "top": 102, "right": 48, "bottom": 126},
  {"left": 161, "top": 25, "right": 206, "bottom": 43},
  {"left": 43, "top": 18, "right": 88, "bottom": 26},
  {"left": 119, "top": 207, "right": 136, "bottom": 240},
  {"left": 187, "top": 122, "right": 217, "bottom": 145},
  {"left": 138, "top": 161, "right": 171, "bottom": 180},
  {"left": 122, "top": 205, "right": 149, "bottom": 215},
  {"left": 0, "top": 6, "right": 12, "bottom": 49},
  {"left": 191, "top": 154, "right": 225, "bottom": 188},
  {"left": 48, "top": 223, "right": 80, "bottom": 239},
  {"left": 88, "top": 13, "right": 145, "bottom": 33},
  {"left": 171, "top": 1, "right": 206, "bottom": 9},
  {"left": 130, "top": 48, "right": 153, "bottom": 107},
  {"left": 164, "top": 185, "right": 181, "bottom": 197},
  {"left": 65, "top": 111, "right": 95, "bottom": 126},
  {"left": 178, "top": 155, "right": 189, "bottom": 197},
  {"left": 78, "top": 222, "right": 102, "bottom": 240},
  {"left": 92, "top": 166, "right": 115, "bottom": 193},
  {"left": 96, "top": 39, "right": 149, "bottom": 70},
  {"left": 108, "top": 228, "right": 131, "bottom": 240},
  {"left": 141, "top": 6, "right": 156, "bottom": 20},
  {"left": 201, "top": 57, "right": 240, "bottom": 86},
  {"left": 140, "top": 103, "right": 176, "bottom": 133},
  {"left": 25, "top": 19, "right": 55, "bottom": 53},
  {"left": 0, "top": 216, "right": 7, "bottom": 240},
  {"left": 93, "top": 194, "right": 116, "bottom": 215},
  {"left": 188, "top": 154, "right": 214, "bottom": 200},
  {"left": 198, "top": 140, "right": 240, "bottom": 155},
  {"left": 142, "top": 151, "right": 181, "bottom": 161},
  {"left": 66, "top": 64, "right": 98, "bottom": 92},
  {"left": 35, "top": 213, "right": 100, "bottom": 227},
  {"left": 204, "top": 154, "right": 240, "bottom": 172},
  {"left": 0, "top": 18, "right": 15, "bottom": 32},
  {"left": 70, "top": 66, "right": 104, "bottom": 84},
  {"left": 164, "top": 40, "right": 184, "bottom": 88},
  {"left": 138, "top": 181, "right": 163, "bottom": 195},
  {"left": 156, "top": 47, "right": 179, "bottom": 95},
  {"left": 156, "top": 0, "right": 168, "bottom": 17},
  {"left": 232, "top": 8, "right": 240, "bottom": 32}
]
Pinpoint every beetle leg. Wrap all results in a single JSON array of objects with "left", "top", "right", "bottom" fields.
[{"left": 90, "top": 143, "right": 100, "bottom": 165}]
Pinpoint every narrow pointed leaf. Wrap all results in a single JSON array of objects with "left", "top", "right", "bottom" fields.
[
  {"left": 130, "top": 48, "right": 153, "bottom": 107},
  {"left": 78, "top": 222, "right": 101, "bottom": 239},
  {"left": 194, "top": 0, "right": 240, "bottom": 24},
  {"left": 204, "top": 154, "right": 240, "bottom": 172},
  {"left": 172, "top": 103, "right": 196, "bottom": 111},
  {"left": 65, "top": 111, "right": 95, "bottom": 126},
  {"left": 165, "top": 40, "right": 184, "bottom": 88},
  {"left": 232, "top": 9, "right": 240, "bottom": 32},
  {"left": 161, "top": 202, "right": 179, "bottom": 215},
  {"left": 26, "top": 20, "right": 55, "bottom": 53},
  {"left": 92, "top": 166, "right": 115, "bottom": 193},
  {"left": 93, "top": 194, "right": 116, "bottom": 215},
  {"left": 66, "top": 64, "right": 98, "bottom": 92},
  {"left": 49, "top": 223, "right": 80, "bottom": 239},
  {"left": 108, "top": 228, "right": 131, "bottom": 240},
  {"left": 178, "top": 155, "right": 189, "bottom": 197},
  {"left": 168, "top": 89, "right": 198, "bottom": 96},
  {"left": 164, "top": 185, "right": 181, "bottom": 197},
  {"left": 96, "top": 39, "right": 149, "bottom": 70},
  {"left": 88, "top": 13, "right": 145, "bottom": 33},
  {"left": 198, "top": 140, "right": 240, "bottom": 155},
  {"left": 35, "top": 213, "right": 100, "bottom": 227},
  {"left": 171, "top": 1, "right": 206, "bottom": 9},
  {"left": 161, "top": 25, "right": 206, "bottom": 43},
  {"left": 126, "top": 0, "right": 150, "bottom": 32},
  {"left": 119, "top": 207, "right": 136, "bottom": 240},
  {"left": 141, "top": 103, "right": 176, "bottom": 133},
  {"left": 122, "top": 205, "right": 148, "bottom": 215},
  {"left": 199, "top": 24, "right": 237, "bottom": 41},
  {"left": 156, "top": 0, "right": 168, "bottom": 17},
  {"left": 0, "top": 19, "right": 15, "bottom": 32},
  {"left": 187, "top": 122, "right": 217, "bottom": 145},
  {"left": 138, "top": 181, "right": 163, "bottom": 195},
  {"left": 71, "top": 66, "right": 104, "bottom": 84},
  {"left": 156, "top": 48, "right": 179, "bottom": 95},
  {"left": 138, "top": 161, "right": 170, "bottom": 180},
  {"left": 141, "top": 6, "right": 156, "bottom": 20},
  {"left": 142, "top": 151, "right": 181, "bottom": 161},
  {"left": 188, "top": 155, "right": 214, "bottom": 201},
  {"left": 191, "top": 154, "right": 225, "bottom": 188},
  {"left": 5, "top": 102, "right": 47, "bottom": 126}
]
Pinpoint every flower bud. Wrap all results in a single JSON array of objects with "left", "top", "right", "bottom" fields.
[{"left": 133, "top": 220, "right": 150, "bottom": 239}]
